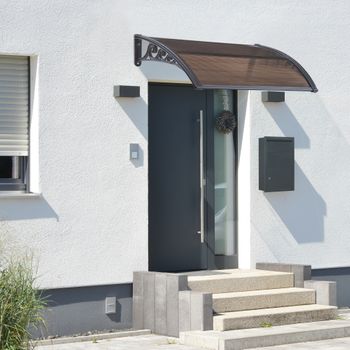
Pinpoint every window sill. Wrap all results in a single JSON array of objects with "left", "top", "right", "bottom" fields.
[{"left": 0, "top": 192, "right": 42, "bottom": 198}]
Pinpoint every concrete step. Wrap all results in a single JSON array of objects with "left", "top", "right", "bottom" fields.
[
  {"left": 213, "top": 288, "right": 316, "bottom": 313},
  {"left": 187, "top": 269, "right": 294, "bottom": 294},
  {"left": 213, "top": 304, "right": 337, "bottom": 331},
  {"left": 180, "top": 319, "right": 350, "bottom": 350}
]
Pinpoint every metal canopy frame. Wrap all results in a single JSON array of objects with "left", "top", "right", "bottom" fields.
[{"left": 134, "top": 34, "right": 318, "bottom": 92}]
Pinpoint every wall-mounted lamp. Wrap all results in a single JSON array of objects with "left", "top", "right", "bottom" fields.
[
  {"left": 114, "top": 85, "right": 140, "bottom": 98},
  {"left": 261, "top": 91, "right": 285, "bottom": 103}
]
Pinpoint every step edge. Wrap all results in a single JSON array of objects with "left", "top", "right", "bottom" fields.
[
  {"left": 188, "top": 272, "right": 294, "bottom": 282},
  {"left": 212, "top": 288, "right": 316, "bottom": 299},
  {"left": 221, "top": 326, "right": 350, "bottom": 349},
  {"left": 214, "top": 305, "right": 337, "bottom": 319},
  {"left": 181, "top": 320, "right": 350, "bottom": 339},
  {"left": 214, "top": 309, "right": 338, "bottom": 331},
  {"left": 213, "top": 302, "right": 317, "bottom": 314},
  {"left": 181, "top": 323, "right": 350, "bottom": 350}
]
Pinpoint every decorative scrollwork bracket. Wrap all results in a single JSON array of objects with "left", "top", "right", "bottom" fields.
[
  {"left": 134, "top": 34, "right": 201, "bottom": 88},
  {"left": 134, "top": 36, "right": 180, "bottom": 67}
]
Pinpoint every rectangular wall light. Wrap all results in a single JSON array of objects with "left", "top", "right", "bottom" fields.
[
  {"left": 114, "top": 85, "right": 140, "bottom": 98},
  {"left": 261, "top": 91, "right": 285, "bottom": 102}
]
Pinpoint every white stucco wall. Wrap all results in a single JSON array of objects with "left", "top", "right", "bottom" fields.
[
  {"left": 0, "top": 0, "right": 349, "bottom": 288},
  {"left": 246, "top": 3, "right": 350, "bottom": 269}
]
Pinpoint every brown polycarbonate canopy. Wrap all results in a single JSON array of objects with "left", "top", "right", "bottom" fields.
[{"left": 134, "top": 35, "right": 317, "bottom": 92}]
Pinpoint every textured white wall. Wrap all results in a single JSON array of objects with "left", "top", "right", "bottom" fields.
[
  {"left": 247, "top": 2, "right": 350, "bottom": 269},
  {"left": 0, "top": 0, "right": 349, "bottom": 288}
]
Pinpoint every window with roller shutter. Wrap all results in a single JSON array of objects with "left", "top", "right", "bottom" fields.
[{"left": 0, "top": 55, "right": 29, "bottom": 192}]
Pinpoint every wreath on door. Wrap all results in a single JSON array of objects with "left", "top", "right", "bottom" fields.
[{"left": 215, "top": 110, "right": 237, "bottom": 134}]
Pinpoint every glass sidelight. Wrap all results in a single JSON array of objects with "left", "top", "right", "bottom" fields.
[{"left": 213, "top": 90, "right": 237, "bottom": 258}]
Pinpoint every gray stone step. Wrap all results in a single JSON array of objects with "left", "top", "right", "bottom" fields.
[
  {"left": 180, "top": 319, "right": 350, "bottom": 350},
  {"left": 187, "top": 269, "right": 294, "bottom": 294},
  {"left": 214, "top": 304, "right": 337, "bottom": 331},
  {"left": 213, "top": 288, "right": 315, "bottom": 313}
]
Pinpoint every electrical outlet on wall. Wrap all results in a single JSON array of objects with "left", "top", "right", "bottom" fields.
[
  {"left": 105, "top": 296, "right": 117, "bottom": 314},
  {"left": 130, "top": 143, "right": 139, "bottom": 160}
]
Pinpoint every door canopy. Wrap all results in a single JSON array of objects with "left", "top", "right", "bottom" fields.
[{"left": 134, "top": 35, "right": 317, "bottom": 92}]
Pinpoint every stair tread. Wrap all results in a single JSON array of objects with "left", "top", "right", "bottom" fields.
[
  {"left": 181, "top": 319, "right": 350, "bottom": 340},
  {"left": 187, "top": 269, "right": 293, "bottom": 282},
  {"left": 213, "top": 287, "right": 315, "bottom": 299},
  {"left": 188, "top": 269, "right": 294, "bottom": 294},
  {"left": 214, "top": 304, "right": 337, "bottom": 319}
]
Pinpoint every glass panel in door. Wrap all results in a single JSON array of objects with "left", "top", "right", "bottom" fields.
[{"left": 213, "top": 90, "right": 237, "bottom": 260}]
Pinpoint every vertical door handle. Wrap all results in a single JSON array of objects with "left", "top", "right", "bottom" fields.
[{"left": 198, "top": 110, "right": 205, "bottom": 243}]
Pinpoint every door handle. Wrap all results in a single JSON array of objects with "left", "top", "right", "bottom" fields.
[{"left": 197, "top": 110, "right": 205, "bottom": 243}]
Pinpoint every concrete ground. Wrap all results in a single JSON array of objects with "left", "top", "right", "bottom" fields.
[
  {"left": 36, "top": 334, "right": 350, "bottom": 350},
  {"left": 36, "top": 334, "right": 200, "bottom": 350}
]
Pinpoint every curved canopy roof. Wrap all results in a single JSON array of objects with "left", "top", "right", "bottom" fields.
[{"left": 134, "top": 35, "right": 317, "bottom": 92}]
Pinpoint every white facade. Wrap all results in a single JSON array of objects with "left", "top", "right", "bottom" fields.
[{"left": 1, "top": 0, "right": 350, "bottom": 289}]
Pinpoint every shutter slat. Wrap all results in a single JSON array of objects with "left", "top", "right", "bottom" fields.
[
  {"left": 0, "top": 70, "right": 28, "bottom": 77},
  {"left": 0, "top": 85, "right": 28, "bottom": 91},
  {"left": 0, "top": 55, "right": 29, "bottom": 156},
  {"left": 0, "top": 64, "right": 28, "bottom": 71},
  {"left": 0, "top": 77, "right": 28, "bottom": 83},
  {"left": 0, "top": 134, "right": 29, "bottom": 142},
  {"left": 0, "top": 150, "right": 28, "bottom": 156},
  {"left": 0, "top": 93, "right": 29, "bottom": 98},
  {"left": 0, "top": 139, "right": 28, "bottom": 145},
  {"left": 0, "top": 111, "right": 28, "bottom": 117},
  {"left": 0, "top": 116, "right": 28, "bottom": 122},
  {"left": 0, "top": 82, "right": 29, "bottom": 89},
  {"left": 0, "top": 91, "right": 29, "bottom": 97},
  {"left": 0, "top": 133, "right": 28, "bottom": 140},
  {"left": 0, "top": 102, "right": 28, "bottom": 110},
  {"left": 0, "top": 56, "right": 28, "bottom": 63},
  {"left": 0, "top": 98, "right": 28, "bottom": 104},
  {"left": 0, "top": 91, "right": 28, "bottom": 97},
  {"left": 0, "top": 123, "right": 28, "bottom": 128},
  {"left": 0, "top": 127, "right": 28, "bottom": 133},
  {"left": 0, "top": 105, "right": 29, "bottom": 111}
]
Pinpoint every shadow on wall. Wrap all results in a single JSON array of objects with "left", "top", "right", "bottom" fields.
[
  {"left": 237, "top": 90, "right": 249, "bottom": 165},
  {"left": 0, "top": 196, "right": 58, "bottom": 221},
  {"left": 264, "top": 102, "right": 310, "bottom": 149},
  {"left": 264, "top": 163, "right": 326, "bottom": 243},
  {"left": 117, "top": 96, "right": 148, "bottom": 140}
]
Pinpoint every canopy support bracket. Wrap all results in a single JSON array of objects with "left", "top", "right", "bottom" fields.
[
  {"left": 135, "top": 35, "right": 179, "bottom": 67},
  {"left": 134, "top": 34, "right": 201, "bottom": 86}
]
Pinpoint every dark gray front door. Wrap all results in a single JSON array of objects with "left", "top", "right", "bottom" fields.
[{"left": 148, "top": 84, "right": 207, "bottom": 272}]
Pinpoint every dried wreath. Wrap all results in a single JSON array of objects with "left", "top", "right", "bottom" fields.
[{"left": 215, "top": 110, "right": 237, "bottom": 134}]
